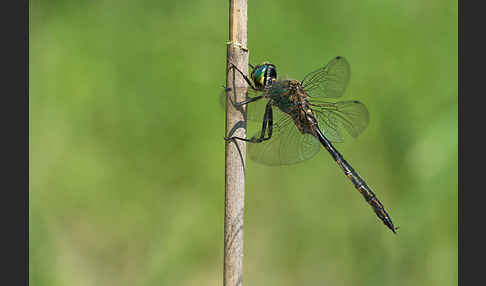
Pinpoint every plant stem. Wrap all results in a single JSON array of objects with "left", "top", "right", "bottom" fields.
[{"left": 224, "top": 0, "right": 248, "bottom": 285}]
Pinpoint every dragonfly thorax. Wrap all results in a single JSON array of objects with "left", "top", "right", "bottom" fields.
[
  {"left": 267, "top": 80, "right": 308, "bottom": 108},
  {"left": 286, "top": 80, "right": 311, "bottom": 108},
  {"left": 267, "top": 79, "right": 317, "bottom": 135}
]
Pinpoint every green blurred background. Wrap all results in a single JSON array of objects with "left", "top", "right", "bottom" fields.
[{"left": 29, "top": 0, "right": 457, "bottom": 285}]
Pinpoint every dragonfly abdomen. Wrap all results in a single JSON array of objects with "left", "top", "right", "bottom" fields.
[{"left": 314, "top": 126, "right": 397, "bottom": 234}]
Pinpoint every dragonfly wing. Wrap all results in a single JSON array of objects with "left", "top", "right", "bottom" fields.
[
  {"left": 246, "top": 91, "right": 268, "bottom": 122},
  {"left": 311, "top": 100, "right": 369, "bottom": 142},
  {"left": 301, "top": 56, "right": 351, "bottom": 99},
  {"left": 248, "top": 108, "right": 321, "bottom": 166}
]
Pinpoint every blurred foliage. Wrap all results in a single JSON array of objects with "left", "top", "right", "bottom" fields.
[{"left": 29, "top": 0, "right": 457, "bottom": 285}]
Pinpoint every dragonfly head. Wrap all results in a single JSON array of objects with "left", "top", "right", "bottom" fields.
[{"left": 250, "top": 62, "right": 277, "bottom": 90}]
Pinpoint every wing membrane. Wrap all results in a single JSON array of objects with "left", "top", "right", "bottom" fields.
[
  {"left": 301, "top": 56, "right": 351, "bottom": 99},
  {"left": 311, "top": 100, "right": 369, "bottom": 142},
  {"left": 248, "top": 108, "right": 321, "bottom": 165}
]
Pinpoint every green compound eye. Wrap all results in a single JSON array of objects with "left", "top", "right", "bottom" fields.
[
  {"left": 250, "top": 63, "right": 277, "bottom": 90},
  {"left": 251, "top": 65, "right": 267, "bottom": 89}
]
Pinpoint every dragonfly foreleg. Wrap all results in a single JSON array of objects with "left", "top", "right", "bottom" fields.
[{"left": 228, "top": 62, "right": 258, "bottom": 90}]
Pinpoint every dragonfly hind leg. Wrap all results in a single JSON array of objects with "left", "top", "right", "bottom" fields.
[{"left": 225, "top": 102, "right": 273, "bottom": 143}]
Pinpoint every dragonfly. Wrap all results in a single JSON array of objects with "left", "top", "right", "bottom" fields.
[{"left": 225, "top": 56, "right": 397, "bottom": 233}]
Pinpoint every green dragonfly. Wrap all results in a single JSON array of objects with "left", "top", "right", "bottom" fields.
[{"left": 225, "top": 56, "right": 397, "bottom": 233}]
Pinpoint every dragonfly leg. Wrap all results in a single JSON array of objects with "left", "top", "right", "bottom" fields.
[
  {"left": 224, "top": 92, "right": 264, "bottom": 108},
  {"left": 253, "top": 102, "right": 273, "bottom": 142},
  {"left": 228, "top": 62, "right": 258, "bottom": 90},
  {"left": 225, "top": 103, "right": 274, "bottom": 143},
  {"left": 225, "top": 62, "right": 265, "bottom": 109}
]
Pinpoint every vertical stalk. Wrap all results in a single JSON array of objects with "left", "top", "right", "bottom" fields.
[{"left": 224, "top": 0, "right": 248, "bottom": 285}]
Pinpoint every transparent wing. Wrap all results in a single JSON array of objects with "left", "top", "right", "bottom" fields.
[
  {"left": 310, "top": 99, "right": 369, "bottom": 143},
  {"left": 219, "top": 88, "right": 268, "bottom": 122},
  {"left": 245, "top": 89, "right": 268, "bottom": 122},
  {"left": 248, "top": 107, "right": 321, "bottom": 166},
  {"left": 301, "top": 56, "right": 351, "bottom": 99}
]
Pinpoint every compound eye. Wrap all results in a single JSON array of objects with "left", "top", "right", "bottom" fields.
[
  {"left": 264, "top": 65, "right": 277, "bottom": 87},
  {"left": 267, "top": 65, "right": 277, "bottom": 81},
  {"left": 251, "top": 65, "right": 267, "bottom": 89}
]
